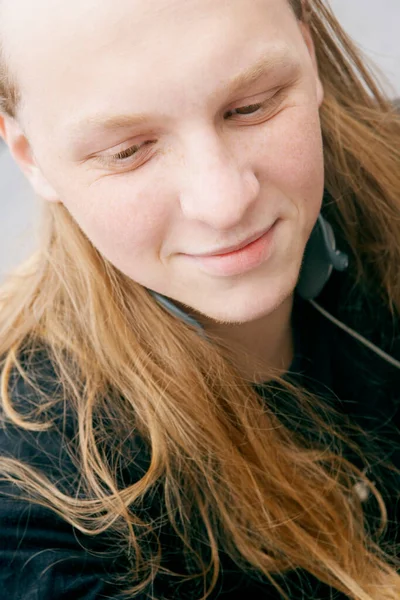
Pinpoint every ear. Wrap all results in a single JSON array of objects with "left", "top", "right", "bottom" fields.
[
  {"left": 0, "top": 114, "right": 60, "bottom": 202},
  {"left": 298, "top": 22, "right": 324, "bottom": 108}
]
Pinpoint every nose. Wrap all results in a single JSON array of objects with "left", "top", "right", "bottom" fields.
[{"left": 177, "top": 129, "right": 260, "bottom": 231}]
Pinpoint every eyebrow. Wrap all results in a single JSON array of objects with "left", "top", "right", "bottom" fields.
[
  {"left": 68, "top": 50, "right": 298, "bottom": 140},
  {"left": 215, "top": 50, "right": 298, "bottom": 100}
]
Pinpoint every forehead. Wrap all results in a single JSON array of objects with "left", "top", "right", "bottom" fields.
[{"left": 2, "top": 0, "right": 300, "bottom": 134}]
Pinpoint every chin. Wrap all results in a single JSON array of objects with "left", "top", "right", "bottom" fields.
[{"left": 191, "top": 268, "right": 299, "bottom": 325}]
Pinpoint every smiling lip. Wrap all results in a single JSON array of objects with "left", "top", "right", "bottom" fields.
[
  {"left": 187, "top": 220, "right": 279, "bottom": 277},
  {"left": 193, "top": 225, "right": 275, "bottom": 257}
]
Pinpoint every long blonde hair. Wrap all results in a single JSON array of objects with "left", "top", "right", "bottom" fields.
[{"left": 1, "top": 1, "right": 400, "bottom": 598}]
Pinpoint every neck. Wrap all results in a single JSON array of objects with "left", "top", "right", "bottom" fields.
[{"left": 202, "top": 294, "right": 295, "bottom": 383}]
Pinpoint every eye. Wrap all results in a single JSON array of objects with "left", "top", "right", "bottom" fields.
[
  {"left": 110, "top": 139, "right": 155, "bottom": 163},
  {"left": 224, "top": 91, "right": 283, "bottom": 120},
  {"left": 224, "top": 102, "right": 265, "bottom": 119}
]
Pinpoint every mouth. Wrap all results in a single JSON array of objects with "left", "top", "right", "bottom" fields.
[
  {"left": 192, "top": 222, "right": 277, "bottom": 258},
  {"left": 186, "top": 219, "right": 280, "bottom": 278}
]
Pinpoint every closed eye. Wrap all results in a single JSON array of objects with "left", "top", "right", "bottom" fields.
[
  {"left": 225, "top": 99, "right": 272, "bottom": 118},
  {"left": 110, "top": 139, "right": 155, "bottom": 162}
]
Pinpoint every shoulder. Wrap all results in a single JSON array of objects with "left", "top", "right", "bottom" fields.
[
  {"left": 0, "top": 347, "right": 150, "bottom": 599},
  {"left": 0, "top": 347, "right": 79, "bottom": 491},
  {"left": 0, "top": 345, "right": 151, "bottom": 488},
  {"left": 314, "top": 265, "right": 400, "bottom": 430},
  {"left": 317, "top": 253, "right": 400, "bottom": 362}
]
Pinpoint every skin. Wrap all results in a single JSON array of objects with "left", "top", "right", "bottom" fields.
[{"left": 0, "top": 0, "right": 324, "bottom": 380}]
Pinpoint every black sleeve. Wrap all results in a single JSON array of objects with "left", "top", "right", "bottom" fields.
[
  {"left": 0, "top": 491, "right": 131, "bottom": 600},
  {"left": 0, "top": 356, "right": 148, "bottom": 600}
]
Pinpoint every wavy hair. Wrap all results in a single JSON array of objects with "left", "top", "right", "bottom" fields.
[{"left": 1, "top": 1, "right": 400, "bottom": 598}]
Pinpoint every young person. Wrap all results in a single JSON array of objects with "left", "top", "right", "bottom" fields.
[{"left": 0, "top": 0, "right": 399, "bottom": 598}]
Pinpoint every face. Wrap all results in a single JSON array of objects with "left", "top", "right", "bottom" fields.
[{"left": 1, "top": 0, "right": 324, "bottom": 324}]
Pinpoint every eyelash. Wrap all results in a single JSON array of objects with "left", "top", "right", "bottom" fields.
[{"left": 107, "top": 94, "right": 281, "bottom": 166}]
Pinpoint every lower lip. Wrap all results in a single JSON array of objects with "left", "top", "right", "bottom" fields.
[{"left": 189, "top": 221, "right": 279, "bottom": 277}]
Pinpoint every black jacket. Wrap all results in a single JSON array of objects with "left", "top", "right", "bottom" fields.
[{"left": 0, "top": 265, "right": 399, "bottom": 599}]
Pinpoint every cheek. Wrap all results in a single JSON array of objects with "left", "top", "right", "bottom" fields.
[
  {"left": 254, "top": 106, "right": 324, "bottom": 197},
  {"left": 60, "top": 181, "right": 171, "bottom": 269}
]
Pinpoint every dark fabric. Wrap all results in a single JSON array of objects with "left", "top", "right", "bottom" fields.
[{"left": 0, "top": 267, "right": 399, "bottom": 598}]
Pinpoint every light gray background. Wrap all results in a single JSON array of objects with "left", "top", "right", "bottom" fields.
[{"left": 1, "top": 0, "right": 399, "bottom": 280}]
